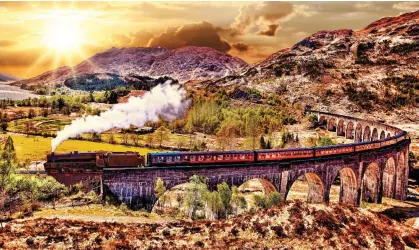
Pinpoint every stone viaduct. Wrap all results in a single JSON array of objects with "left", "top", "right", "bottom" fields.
[{"left": 103, "top": 110, "right": 410, "bottom": 210}]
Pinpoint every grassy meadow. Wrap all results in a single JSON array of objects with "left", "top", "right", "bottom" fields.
[{"left": 9, "top": 134, "right": 159, "bottom": 162}]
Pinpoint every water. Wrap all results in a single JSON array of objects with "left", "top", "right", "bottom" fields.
[{"left": 0, "top": 82, "right": 40, "bottom": 100}]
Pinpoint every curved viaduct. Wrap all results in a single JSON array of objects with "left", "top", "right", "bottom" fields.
[{"left": 104, "top": 110, "right": 410, "bottom": 210}]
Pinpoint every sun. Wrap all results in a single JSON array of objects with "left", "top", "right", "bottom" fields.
[{"left": 43, "top": 19, "right": 83, "bottom": 53}]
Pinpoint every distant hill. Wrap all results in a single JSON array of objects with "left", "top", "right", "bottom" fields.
[
  {"left": 199, "top": 10, "right": 418, "bottom": 114},
  {"left": 12, "top": 46, "right": 248, "bottom": 89},
  {"left": 0, "top": 72, "right": 20, "bottom": 82}
]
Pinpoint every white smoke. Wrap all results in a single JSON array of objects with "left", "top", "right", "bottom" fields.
[{"left": 51, "top": 82, "right": 190, "bottom": 152}]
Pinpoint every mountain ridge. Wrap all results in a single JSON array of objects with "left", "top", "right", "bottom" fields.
[
  {"left": 0, "top": 72, "right": 20, "bottom": 82},
  {"left": 197, "top": 10, "right": 418, "bottom": 116},
  {"left": 12, "top": 46, "right": 248, "bottom": 89}
]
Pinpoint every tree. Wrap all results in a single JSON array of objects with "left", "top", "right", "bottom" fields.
[
  {"left": 253, "top": 193, "right": 268, "bottom": 209},
  {"left": 42, "top": 108, "right": 49, "bottom": 117},
  {"left": 316, "top": 136, "right": 336, "bottom": 146},
  {"left": 154, "top": 126, "right": 170, "bottom": 148},
  {"left": 61, "top": 106, "right": 71, "bottom": 116},
  {"left": 230, "top": 186, "right": 247, "bottom": 215},
  {"left": 57, "top": 97, "right": 65, "bottom": 110},
  {"left": 183, "top": 175, "right": 208, "bottom": 219},
  {"left": 130, "top": 134, "right": 140, "bottom": 146},
  {"left": 89, "top": 92, "right": 95, "bottom": 102},
  {"left": 28, "top": 108, "right": 36, "bottom": 119},
  {"left": 107, "top": 134, "right": 116, "bottom": 144},
  {"left": 217, "top": 182, "right": 231, "bottom": 217},
  {"left": 146, "top": 133, "right": 154, "bottom": 147},
  {"left": 0, "top": 122, "right": 7, "bottom": 133},
  {"left": 260, "top": 136, "right": 266, "bottom": 149},
  {"left": 0, "top": 136, "right": 16, "bottom": 191},
  {"left": 154, "top": 178, "right": 167, "bottom": 209},
  {"left": 246, "top": 116, "right": 262, "bottom": 149},
  {"left": 205, "top": 191, "right": 223, "bottom": 219},
  {"left": 216, "top": 123, "right": 239, "bottom": 150},
  {"left": 25, "top": 121, "right": 33, "bottom": 136},
  {"left": 266, "top": 140, "right": 272, "bottom": 149},
  {"left": 267, "top": 191, "right": 281, "bottom": 207},
  {"left": 121, "top": 133, "right": 130, "bottom": 145}
]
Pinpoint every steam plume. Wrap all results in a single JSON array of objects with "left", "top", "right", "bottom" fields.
[{"left": 51, "top": 82, "right": 189, "bottom": 152}]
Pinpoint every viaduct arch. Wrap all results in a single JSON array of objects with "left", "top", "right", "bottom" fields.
[{"left": 104, "top": 110, "right": 410, "bottom": 210}]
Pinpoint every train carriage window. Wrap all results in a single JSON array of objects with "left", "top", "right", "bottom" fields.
[
  {"left": 167, "top": 156, "right": 172, "bottom": 162},
  {"left": 225, "top": 155, "right": 231, "bottom": 160},
  {"left": 240, "top": 154, "right": 245, "bottom": 159},
  {"left": 199, "top": 156, "right": 204, "bottom": 161},
  {"left": 175, "top": 156, "right": 181, "bottom": 162},
  {"left": 184, "top": 156, "right": 189, "bottom": 161},
  {"left": 191, "top": 156, "right": 196, "bottom": 161},
  {"left": 233, "top": 155, "right": 238, "bottom": 160},
  {"left": 218, "top": 155, "right": 223, "bottom": 160},
  {"left": 158, "top": 156, "right": 164, "bottom": 163}
]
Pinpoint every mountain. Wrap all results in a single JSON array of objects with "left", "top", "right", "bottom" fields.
[
  {"left": 13, "top": 46, "right": 248, "bottom": 89},
  {"left": 0, "top": 72, "right": 20, "bottom": 82},
  {"left": 199, "top": 10, "right": 418, "bottom": 115}
]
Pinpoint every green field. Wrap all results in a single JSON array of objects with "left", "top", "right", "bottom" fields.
[
  {"left": 8, "top": 116, "right": 72, "bottom": 135},
  {"left": 9, "top": 134, "right": 159, "bottom": 162}
]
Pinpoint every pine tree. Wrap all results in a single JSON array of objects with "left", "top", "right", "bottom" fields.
[
  {"left": 154, "top": 178, "right": 167, "bottom": 208},
  {"left": 217, "top": 182, "right": 231, "bottom": 217},
  {"left": 260, "top": 136, "right": 266, "bottom": 149}
]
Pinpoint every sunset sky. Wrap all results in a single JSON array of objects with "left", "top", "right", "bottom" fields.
[{"left": 0, "top": 1, "right": 417, "bottom": 78}]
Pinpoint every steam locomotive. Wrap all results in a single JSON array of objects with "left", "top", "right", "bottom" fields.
[{"left": 45, "top": 151, "right": 145, "bottom": 173}]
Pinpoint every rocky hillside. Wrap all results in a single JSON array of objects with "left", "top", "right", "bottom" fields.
[
  {"left": 12, "top": 46, "right": 248, "bottom": 89},
  {"left": 200, "top": 10, "right": 418, "bottom": 116},
  {"left": 2, "top": 201, "right": 418, "bottom": 249},
  {"left": 0, "top": 72, "right": 19, "bottom": 82}
]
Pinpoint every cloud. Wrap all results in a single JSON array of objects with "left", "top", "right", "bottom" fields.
[
  {"left": 110, "top": 30, "right": 154, "bottom": 47},
  {"left": 131, "top": 30, "right": 154, "bottom": 47},
  {"left": 259, "top": 24, "right": 279, "bottom": 36},
  {"left": 392, "top": 2, "right": 419, "bottom": 11},
  {"left": 0, "top": 40, "right": 16, "bottom": 47},
  {"left": 111, "top": 34, "right": 132, "bottom": 47},
  {"left": 231, "top": 42, "right": 249, "bottom": 52},
  {"left": 148, "top": 21, "right": 231, "bottom": 52},
  {"left": 231, "top": 2, "right": 293, "bottom": 36}
]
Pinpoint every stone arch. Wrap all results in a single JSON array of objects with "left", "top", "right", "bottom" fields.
[
  {"left": 371, "top": 128, "right": 379, "bottom": 141},
  {"left": 238, "top": 178, "right": 277, "bottom": 195},
  {"left": 387, "top": 133, "right": 391, "bottom": 138},
  {"left": 383, "top": 157, "right": 396, "bottom": 198},
  {"left": 329, "top": 167, "right": 358, "bottom": 205},
  {"left": 287, "top": 173, "right": 325, "bottom": 203},
  {"left": 380, "top": 131, "right": 386, "bottom": 140},
  {"left": 337, "top": 120, "right": 345, "bottom": 136},
  {"left": 355, "top": 124, "right": 362, "bottom": 142},
  {"left": 346, "top": 122, "right": 354, "bottom": 139},
  {"left": 328, "top": 118, "right": 337, "bottom": 132},
  {"left": 363, "top": 126, "right": 371, "bottom": 142},
  {"left": 396, "top": 152, "right": 407, "bottom": 199},
  {"left": 318, "top": 115, "right": 327, "bottom": 126},
  {"left": 362, "top": 162, "right": 380, "bottom": 203}
]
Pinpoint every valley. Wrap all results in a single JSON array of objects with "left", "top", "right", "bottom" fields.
[{"left": 0, "top": 8, "right": 417, "bottom": 250}]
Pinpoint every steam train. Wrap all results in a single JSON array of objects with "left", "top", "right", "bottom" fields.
[{"left": 45, "top": 132, "right": 408, "bottom": 178}]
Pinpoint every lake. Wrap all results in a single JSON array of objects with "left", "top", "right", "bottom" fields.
[{"left": 0, "top": 82, "right": 40, "bottom": 100}]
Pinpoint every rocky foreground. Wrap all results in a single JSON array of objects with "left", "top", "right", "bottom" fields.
[{"left": 1, "top": 201, "right": 419, "bottom": 249}]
